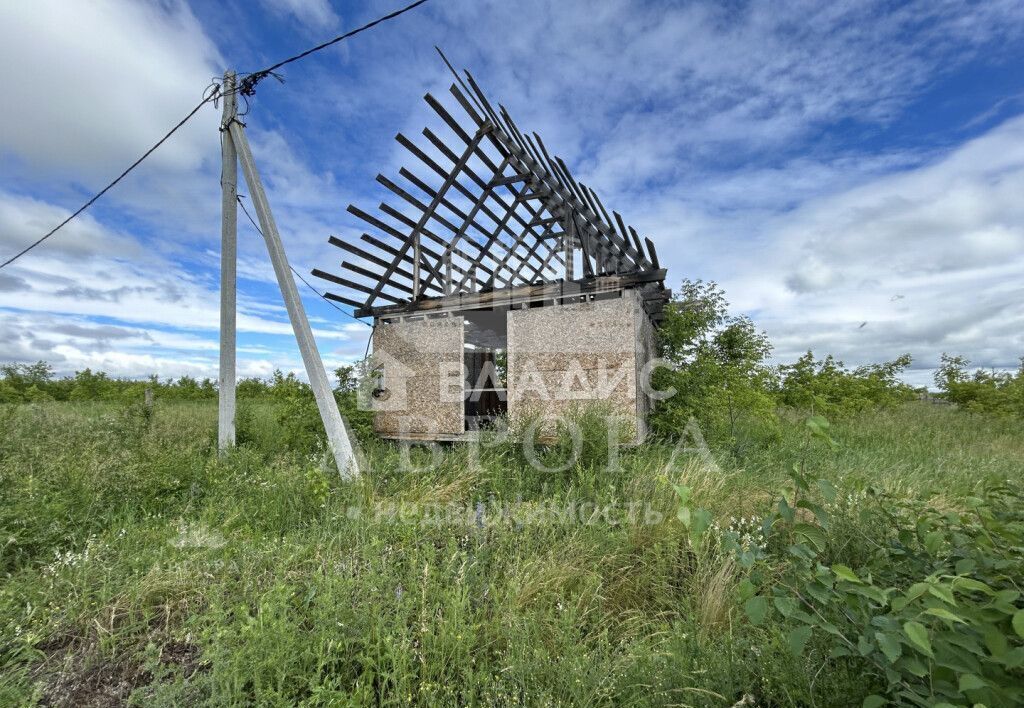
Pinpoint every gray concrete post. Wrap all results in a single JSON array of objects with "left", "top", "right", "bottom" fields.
[
  {"left": 227, "top": 119, "right": 361, "bottom": 478},
  {"left": 218, "top": 70, "right": 238, "bottom": 453}
]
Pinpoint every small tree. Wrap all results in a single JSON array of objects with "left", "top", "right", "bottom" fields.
[
  {"left": 651, "top": 279, "right": 778, "bottom": 450},
  {"left": 935, "top": 354, "right": 1024, "bottom": 416},
  {"left": 334, "top": 365, "right": 357, "bottom": 394}
]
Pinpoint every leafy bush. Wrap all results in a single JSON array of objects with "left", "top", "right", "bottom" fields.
[
  {"left": 260, "top": 368, "right": 374, "bottom": 458},
  {"left": 676, "top": 416, "right": 1024, "bottom": 707},
  {"left": 0, "top": 361, "right": 377, "bottom": 407},
  {"left": 935, "top": 354, "right": 1024, "bottom": 417},
  {"left": 777, "top": 351, "right": 916, "bottom": 418},
  {"left": 651, "top": 279, "right": 779, "bottom": 450}
]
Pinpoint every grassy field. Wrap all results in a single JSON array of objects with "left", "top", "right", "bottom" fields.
[{"left": 0, "top": 400, "right": 1021, "bottom": 706}]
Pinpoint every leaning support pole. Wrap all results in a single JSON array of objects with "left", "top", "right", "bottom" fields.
[
  {"left": 227, "top": 118, "right": 361, "bottom": 478},
  {"left": 218, "top": 71, "right": 238, "bottom": 453}
]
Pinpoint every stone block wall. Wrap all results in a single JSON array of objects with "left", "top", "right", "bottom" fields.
[
  {"left": 507, "top": 290, "right": 651, "bottom": 443},
  {"left": 371, "top": 315, "right": 463, "bottom": 437},
  {"left": 370, "top": 291, "right": 656, "bottom": 442}
]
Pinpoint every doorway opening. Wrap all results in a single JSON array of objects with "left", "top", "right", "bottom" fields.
[{"left": 464, "top": 308, "right": 508, "bottom": 431}]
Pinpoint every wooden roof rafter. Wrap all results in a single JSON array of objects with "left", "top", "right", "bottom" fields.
[{"left": 314, "top": 51, "right": 668, "bottom": 319}]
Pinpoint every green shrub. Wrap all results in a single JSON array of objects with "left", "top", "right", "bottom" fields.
[
  {"left": 650, "top": 279, "right": 779, "bottom": 450},
  {"left": 935, "top": 354, "right": 1024, "bottom": 417},
  {"left": 685, "top": 415, "right": 1024, "bottom": 707},
  {"left": 777, "top": 351, "right": 916, "bottom": 418}
]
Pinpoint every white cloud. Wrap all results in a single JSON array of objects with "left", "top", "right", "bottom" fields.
[
  {"left": 2, "top": 0, "right": 1023, "bottom": 390},
  {"left": 705, "top": 115, "right": 1024, "bottom": 383},
  {"left": 259, "top": 0, "right": 339, "bottom": 31},
  {"left": 0, "top": 192, "right": 146, "bottom": 261},
  {"left": 0, "top": 0, "right": 222, "bottom": 181},
  {"left": 0, "top": 189, "right": 362, "bottom": 378},
  {"left": 425, "top": 0, "right": 1024, "bottom": 195}
]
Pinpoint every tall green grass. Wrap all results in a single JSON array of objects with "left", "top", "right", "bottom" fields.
[{"left": 0, "top": 400, "right": 1020, "bottom": 705}]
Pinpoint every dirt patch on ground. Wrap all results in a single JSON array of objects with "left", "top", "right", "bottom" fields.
[{"left": 37, "top": 637, "right": 204, "bottom": 707}]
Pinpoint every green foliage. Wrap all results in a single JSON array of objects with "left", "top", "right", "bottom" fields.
[
  {"left": 777, "top": 351, "right": 916, "bottom": 418},
  {"left": 673, "top": 483, "right": 712, "bottom": 546},
  {"left": 738, "top": 416, "right": 1024, "bottom": 707},
  {"left": 0, "top": 363, "right": 377, "bottom": 453},
  {"left": 264, "top": 368, "right": 375, "bottom": 458},
  {"left": 0, "top": 361, "right": 53, "bottom": 403},
  {"left": 490, "top": 404, "right": 636, "bottom": 497},
  {"left": 935, "top": 353, "right": 1024, "bottom": 416},
  {"left": 0, "top": 400, "right": 1022, "bottom": 705},
  {"left": 651, "top": 279, "right": 779, "bottom": 450}
]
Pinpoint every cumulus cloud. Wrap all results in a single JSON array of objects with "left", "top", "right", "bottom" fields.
[
  {"left": 0, "top": 0, "right": 222, "bottom": 181},
  {"left": 0, "top": 273, "right": 30, "bottom": 293},
  {"left": 423, "top": 0, "right": 1024, "bottom": 195},
  {"left": 0, "top": 192, "right": 146, "bottom": 262},
  {"left": 711, "top": 115, "right": 1024, "bottom": 384}
]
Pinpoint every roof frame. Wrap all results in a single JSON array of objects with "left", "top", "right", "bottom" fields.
[{"left": 314, "top": 54, "right": 668, "bottom": 319}]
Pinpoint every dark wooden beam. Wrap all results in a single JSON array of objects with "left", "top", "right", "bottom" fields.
[
  {"left": 454, "top": 186, "right": 531, "bottom": 290},
  {"left": 426, "top": 92, "right": 563, "bottom": 274},
  {"left": 420, "top": 128, "right": 551, "bottom": 280},
  {"left": 445, "top": 89, "right": 568, "bottom": 284},
  {"left": 627, "top": 226, "right": 648, "bottom": 266},
  {"left": 312, "top": 268, "right": 406, "bottom": 305},
  {"left": 328, "top": 235, "right": 424, "bottom": 289},
  {"left": 466, "top": 96, "right": 644, "bottom": 271},
  {"left": 645, "top": 237, "right": 661, "bottom": 269},
  {"left": 346, "top": 204, "right": 446, "bottom": 285},
  {"left": 420, "top": 155, "right": 511, "bottom": 294},
  {"left": 363, "top": 124, "right": 491, "bottom": 309},
  {"left": 357, "top": 268, "right": 668, "bottom": 318},
  {"left": 384, "top": 169, "right": 497, "bottom": 276},
  {"left": 341, "top": 260, "right": 414, "bottom": 295},
  {"left": 394, "top": 137, "right": 532, "bottom": 279},
  {"left": 486, "top": 173, "right": 529, "bottom": 188},
  {"left": 527, "top": 215, "right": 560, "bottom": 228},
  {"left": 322, "top": 292, "right": 366, "bottom": 309},
  {"left": 321, "top": 71, "right": 666, "bottom": 320},
  {"left": 376, "top": 202, "right": 479, "bottom": 279},
  {"left": 486, "top": 98, "right": 635, "bottom": 267}
]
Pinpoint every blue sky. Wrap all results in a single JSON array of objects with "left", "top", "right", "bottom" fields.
[{"left": 2, "top": 0, "right": 1023, "bottom": 387}]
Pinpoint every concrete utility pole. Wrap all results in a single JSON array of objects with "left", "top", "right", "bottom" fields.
[
  {"left": 224, "top": 90, "right": 360, "bottom": 477},
  {"left": 218, "top": 70, "right": 238, "bottom": 453}
]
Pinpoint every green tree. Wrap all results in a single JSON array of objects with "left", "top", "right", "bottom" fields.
[
  {"left": 778, "top": 351, "right": 914, "bottom": 417},
  {"left": 68, "top": 368, "right": 112, "bottom": 401},
  {"left": 334, "top": 365, "right": 357, "bottom": 394},
  {"left": 650, "top": 279, "right": 778, "bottom": 450},
  {"left": 0, "top": 361, "right": 54, "bottom": 400},
  {"left": 935, "top": 354, "right": 1024, "bottom": 416}
]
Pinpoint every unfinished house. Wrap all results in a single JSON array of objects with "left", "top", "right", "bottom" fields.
[{"left": 313, "top": 58, "right": 669, "bottom": 443}]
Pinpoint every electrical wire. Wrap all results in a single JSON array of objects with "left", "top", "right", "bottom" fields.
[
  {"left": 236, "top": 195, "right": 371, "bottom": 328},
  {"left": 0, "top": 0, "right": 431, "bottom": 270},
  {"left": 0, "top": 88, "right": 218, "bottom": 270},
  {"left": 235, "top": 0, "right": 430, "bottom": 97},
  {"left": 364, "top": 322, "right": 375, "bottom": 360}
]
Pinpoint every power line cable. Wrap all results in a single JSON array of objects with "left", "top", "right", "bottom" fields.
[
  {"left": 0, "top": 0, "right": 431, "bottom": 270},
  {"left": 364, "top": 322, "right": 376, "bottom": 360},
  {"left": 236, "top": 195, "right": 371, "bottom": 328},
  {"left": 236, "top": 0, "right": 429, "bottom": 97},
  {"left": 0, "top": 87, "right": 218, "bottom": 270}
]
